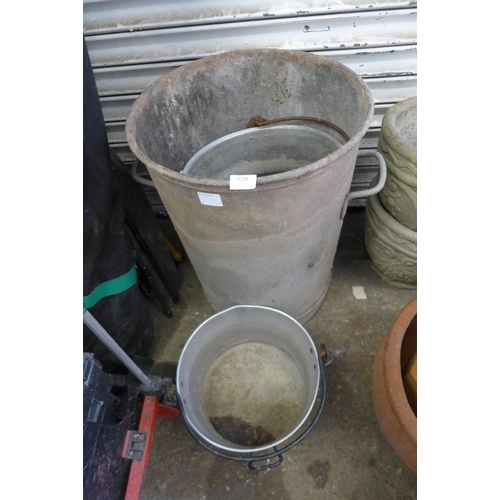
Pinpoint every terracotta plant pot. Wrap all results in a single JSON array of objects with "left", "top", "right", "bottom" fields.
[
  {"left": 378, "top": 96, "right": 417, "bottom": 231},
  {"left": 372, "top": 298, "right": 417, "bottom": 473}
]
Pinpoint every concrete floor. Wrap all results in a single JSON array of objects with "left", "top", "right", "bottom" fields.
[{"left": 142, "top": 209, "right": 417, "bottom": 500}]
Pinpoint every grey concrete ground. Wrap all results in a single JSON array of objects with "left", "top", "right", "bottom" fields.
[{"left": 142, "top": 209, "right": 417, "bottom": 500}]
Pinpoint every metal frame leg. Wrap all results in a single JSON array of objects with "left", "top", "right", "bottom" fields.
[{"left": 123, "top": 396, "right": 179, "bottom": 500}]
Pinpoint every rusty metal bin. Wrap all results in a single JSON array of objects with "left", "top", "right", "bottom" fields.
[{"left": 126, "top": 49, "right": 385, "bottom": 323}]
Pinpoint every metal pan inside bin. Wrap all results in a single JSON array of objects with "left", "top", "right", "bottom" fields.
[{"left": 181, "top": 125, "right": 343, "bottom": 180}]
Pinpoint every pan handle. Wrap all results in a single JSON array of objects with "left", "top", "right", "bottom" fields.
[{"left": 340, "top": 150, "right": 387, "bottom": 219}]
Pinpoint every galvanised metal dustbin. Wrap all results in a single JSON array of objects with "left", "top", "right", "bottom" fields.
[{"left": 126, "top": 49, "right": 386, "bottom": 323}]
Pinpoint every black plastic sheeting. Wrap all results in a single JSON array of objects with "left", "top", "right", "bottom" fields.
[
  {"left": 83, "top": 37, "right": 180, "bottom": 372},
  {"left": 84, "top": 37, "right": 182, "bottom": 499}
]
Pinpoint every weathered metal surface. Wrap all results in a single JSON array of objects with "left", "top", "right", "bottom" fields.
[
  {"left": 83, "top": 0, "right": 416, "bottom": 34},
  {"left": 100, "top": 79, "right": 415, "bottom": 125},
  {"left": 125, "top": 49, "right": 382, "bottom": 321},
  {"left": 109, "top": 132, "right": 382, "bottom": 160},
  {"left": 85, "top": 8, "right": 416, "bottom": 68},
  {"left": 83, "top": 2, "right": 417, "bottom": 204},
  {"left": 93, "top": 45, "right": 416, "bottom": 96}
]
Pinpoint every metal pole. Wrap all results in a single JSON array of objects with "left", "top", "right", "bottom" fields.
[{"left": 83, "top": 308, "right": 152, "bottom": 388}]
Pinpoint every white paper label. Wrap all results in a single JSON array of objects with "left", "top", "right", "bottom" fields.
[
  {"left": 230, "top": 174, "right": 257, "bottom": 190},
  {"left": 197, "top": 192, "right": 223, "bottom": 207},
  {"left": 352, "top": 286, "right": 367, "bottom": 300}
]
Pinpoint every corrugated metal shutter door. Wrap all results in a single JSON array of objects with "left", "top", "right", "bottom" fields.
[{"left": 83, "top": 0, "right": 417, "bottom": 210}]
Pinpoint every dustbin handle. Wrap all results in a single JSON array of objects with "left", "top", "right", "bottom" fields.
[{"left": 340, "top": 149, "right": 387, "bottom": 219}]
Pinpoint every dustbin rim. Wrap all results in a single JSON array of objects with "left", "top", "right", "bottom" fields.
[{"left": 126, "top": 48, "right": 374, "bottom": 189}]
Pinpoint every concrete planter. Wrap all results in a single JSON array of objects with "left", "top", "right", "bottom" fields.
[
  {"left": 378, "top": 96, "right": 417, "bottom": 231},
  {"left": 365, "top": 192, "right": 417, "bottom": 289},
  {"left": 372, "top": 298, "right": 417, "bottom": 474}
]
